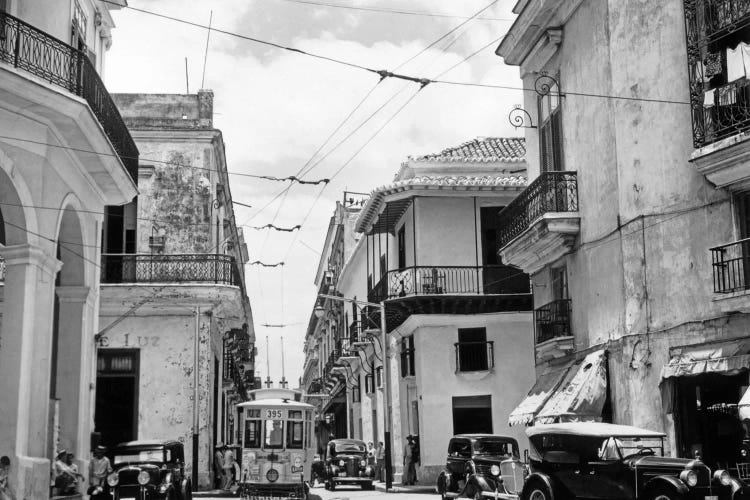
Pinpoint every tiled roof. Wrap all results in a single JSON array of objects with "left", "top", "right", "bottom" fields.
[{"left": 413, "top": 137, "right": 526, "bottom": 163}]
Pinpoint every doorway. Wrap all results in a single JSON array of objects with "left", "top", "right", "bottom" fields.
[{"left": 95, "top": 350, "right": 139, "bottom": 448}]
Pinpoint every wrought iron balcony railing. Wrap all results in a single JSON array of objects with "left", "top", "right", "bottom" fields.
[
  {"left": 691, "top": 0, "right": 750, "bottom": 43},
  {"left": 534, "top": 299, "right": 572, "bottom": 344},
  {"left": 0, "top": 11, "right": 139, "bottom": 181},
  {"left": 496, "top": 171, "right": 579, "bottom": 249},
  {"left": 710, "top": 238, "right": 750, "bottom": 293},
  {"left": 100, "top": 253, "right": 241, "bottom": 286},
  {"left": 454, "top": 341, "right": 494, "bottom": 372},
  {"left": 367, "top": 264, "right": 529, "bottom": 303},
  {"left": 696, "top": 78, "right": 750, "bottom": 146}
]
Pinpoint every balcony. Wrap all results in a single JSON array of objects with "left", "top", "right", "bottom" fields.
[
  {"left": 454, "top": 341, "right": 494, "bottom": 372},
  {"left": 366, "top": 264, "right": 531, "bottom": 332},
  {"left": 710, "top": 239, "right": 750, "bottom": 312},
  {"left": 696, "top": 0, "right": 750, "bottom": 43},
  {"left": 0, "top": 11, "right": 138, "bottom": 181},
  {"left": 496, "top": 171, "right": 580, "bottom": 274},
  {"left": 100, "top": 253, "right": 241, "bottom": 286},
  {"left": 534, "top": 299, "right": 575, "bottom": 362}
]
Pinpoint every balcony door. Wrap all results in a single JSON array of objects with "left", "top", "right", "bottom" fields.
[
  {"left": 480, "top": 207, "right": 529, "bottom": 293},
  {"left": 457, "top": 328, "right": 488, "bottom": 372}
]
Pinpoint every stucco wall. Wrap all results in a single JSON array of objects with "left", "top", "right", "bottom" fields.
[{"left": 395, "top": 312, "right": 535, "bottom": 483}]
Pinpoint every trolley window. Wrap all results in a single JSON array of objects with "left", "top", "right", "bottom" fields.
[
  {"left": 244, "top": 419, "right": 261, "bottom": 448},
  {"left": 287, "top": 412, "right": 304, "bottom": 449},
  {"left": 264, "top": 419, "right": 284, "bottom": 448}
]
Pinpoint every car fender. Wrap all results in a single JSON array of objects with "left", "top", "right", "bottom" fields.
[
  {"left": 181, "top": 478, "right": 189, "bottom": 498},
  {"left": 640, "top": 475, "right": 689, "bottom": 500},
  {"left": 521, "top": 472, "right": 556, "bottom": 500},
  {"left": 467, "top": 474, "right": 495, "bottom": 493},
  {"left": 437, "top": 470, "right": 449, "bottom": 494}
]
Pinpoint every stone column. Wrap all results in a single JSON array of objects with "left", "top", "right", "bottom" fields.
[
  {"left": 0, "top": 243, "right": 61, "bottom": 499},
  {"left": 54, "top": 286, "right": 93, "bottom": 462}
]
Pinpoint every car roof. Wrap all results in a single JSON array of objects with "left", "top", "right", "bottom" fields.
[
  {"left": 453, "top": 434, "right": 517, "bottom": 441},
  {"left": 115, "top": 439, "right": 181, "bottom": 448},
  {"left": 330, "top": 439, "right": 367, "bottom": 445},
  {"left": 525, "top": 423, "right": 666, "bottom": 438}
]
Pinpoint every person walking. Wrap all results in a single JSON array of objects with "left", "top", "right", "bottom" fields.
[
  {"left": 402, "top": 436, "right": 416, "bottom": 485},
  {"left": 88, "top": 446, "right": 112, "bottom": 499},
  {"left": 375, "top": 442, "right": 385, "bottom": 482},
  {"left": 214, "top": 443, "right": 225, "bottom": 489},
  {"left": 222, "top": 446, "right": 236, "bottom": 490}
]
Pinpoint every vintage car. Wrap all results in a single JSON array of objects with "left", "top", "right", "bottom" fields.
[
  {"left": 436, "top": 434, "right": 526, "bottom": 500},
  {"left": 522, "top": 423, "right": 746, "bottom": 500},
  {"left": 107, "top": 440, "right": 193, "bottom": 500},
  {"left": 323, "top": 439, "right": 375, "bottom": 490}
]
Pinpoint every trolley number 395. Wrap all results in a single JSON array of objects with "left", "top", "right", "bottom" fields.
[{"left": 266, "top": 409, "right": 284, "bottom": 419}]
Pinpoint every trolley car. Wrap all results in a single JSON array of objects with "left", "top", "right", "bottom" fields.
[{"left": 237, "top": 388, "right": 315, "bottom": 500}]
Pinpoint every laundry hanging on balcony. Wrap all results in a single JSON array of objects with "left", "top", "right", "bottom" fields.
[
  {"left": 534, "top": 349, "right": 608, "bottom": 424},
  {"left": 660, "top": 337, "right": 750, "bottom": 380},
  {"left": 507, "top": 362, "right": 573, "bottom": 426}
]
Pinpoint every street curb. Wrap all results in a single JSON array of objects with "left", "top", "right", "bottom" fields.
[{"left": 374, "top": 483, "right": 436, "bottom": 494}]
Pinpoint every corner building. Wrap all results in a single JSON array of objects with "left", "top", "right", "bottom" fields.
[{"left": 499, "top": 0, "right": 750, "bottom": 469}]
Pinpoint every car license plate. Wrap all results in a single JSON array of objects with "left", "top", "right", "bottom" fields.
[
  {"left": 338, "top": 472, "right": 347, "bottom": 477},
  {"left": 705, "top": 497, "right": 718, "bottom": 500},
  {"left": 120, "top": 497, "right": 136, "bottom": 500}
]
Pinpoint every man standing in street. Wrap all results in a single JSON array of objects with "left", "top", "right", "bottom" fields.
[
  {"left": 375, "top": 442, "right": 385, "bottom": 482},
  {"left": 88, "top": 446, "right": 112, "bottom": 499},
  {"left": 214, "top": 443, "right": 224, "bottom": 489},
  {"left": 402, "top": 436, "right": 416, "bottom": 485}
]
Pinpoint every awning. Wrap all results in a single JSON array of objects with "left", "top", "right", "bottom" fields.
[
  {"left": 739, "top": 386, "right": 750, "bottom": 421},
  {"left": 535, "top": 350, "right": 608, "bottom": 424},
  {"left": 508, "top": 364, "right": 573, "bottom": 426},
  {"left": 660, "top": 338, "right": 750, "bottom": 380}
]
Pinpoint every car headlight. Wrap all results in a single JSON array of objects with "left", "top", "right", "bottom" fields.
[
  {"left": 680, "top": 470, "right": 698, "bottom": 487},
  {"left": 714, "top": 470, "right": 731, "bottom": 487},
  {"left": 360, "top": 460, "right": 367, "bottom": 467},
  {"left": 267, "top": 468, "right": 279, "bottom": 482},
  {"left": 339, "top": 460, "right": 345, "bottom": 467},
  {"left": 106, "top": 473, "right": 119, "bottom": 487},
  {"left": 137, "top": 470, "right": 150, "bottom": 485},
  {"left": 490, "top": 465, "right": 501, "bottom": 477},
  {"left": 743, "top": 449, "right": 748, "bottom": 457}
]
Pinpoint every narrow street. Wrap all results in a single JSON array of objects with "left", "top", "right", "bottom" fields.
[{"left": 196, "top": 483, "right": 438, "bottom": 500}]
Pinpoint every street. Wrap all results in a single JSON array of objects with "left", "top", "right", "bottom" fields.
[{"left": 196, "top": 483, "right": 438, "bottom": 500}]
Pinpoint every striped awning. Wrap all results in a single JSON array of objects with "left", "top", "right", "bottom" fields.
[
  {"left": 660, "top": 338, "right": 750, "bottom": 381},
  {"left": 507, "top": 363, "right": 573, "bottom": 426},
  {"left": 535, "top": 350, "right": 608, "bottom": 424}
]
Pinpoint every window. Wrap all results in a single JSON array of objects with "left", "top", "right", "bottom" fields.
[
  {"left": 401, "top": 337, "right": 415, "bottom": 377},
  {"left": 287, "top": 415, "right": 304, "bottom": 449},
  {"left": 365, "top": 374, "right": 374, "bottom": 394},
  {"left": 456, "top": 328, "right": 490, "bottom": 372},
  {"left": 538, "top": 77, "right": 563, "bottom": 172},
  {"left": 397, "top": 226, "right": 406, "bottom": 269},
  {"left": 352, "top": 381, "right": 361, "bottom": 403},
  {"left": 551, "top": 265, "right": 569, "bottom": 300},
  {"left": 379, "top": 254, "right": 387, "bottom": 278},
  {"left": 448, "top": 439, "right": 472, "bottom": 458},
  {"left": 244, "top": 419, "right": 261, "bottom": 448},
  {"left": 264, "top": 419, "right": 284, "bottom": 448},
  {"left": 375, "top": 366, "right": 383, "bottom": 388},
  {"left": 452, "top": 395, "right": 492, "bottom": 435}
]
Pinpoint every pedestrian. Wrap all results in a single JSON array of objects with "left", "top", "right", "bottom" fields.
[
  {"left": 54, "top": 450, "right": 83, "bottom": 495},
  {"left": 402, "top": 435, "right": 416, "bottom": 485},
  {"left": 0, "top": 456, "right": 16, "bottom": 500},
  {"left": 375, "top": 442, "right": 385, "bottom": 482},
  {"left": 88, "top": 445, "right": 112, "bottom": 499},
  {"left": 367, "top": 442, "right": 375, "bottom": 468},
  {"left": 214, "top": 443, "right": 224, "bottom": 489},
  {"left": 222, "top": 446, "right": 235, "bottom": 490}
]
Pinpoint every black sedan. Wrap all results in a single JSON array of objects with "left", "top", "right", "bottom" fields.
[{"left": 108, "top": 440, "right": 192, "bottom": 500}]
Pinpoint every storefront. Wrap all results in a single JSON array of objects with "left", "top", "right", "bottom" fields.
[{"left": 660, "top": 338, "right": 750, "bottom": 468}]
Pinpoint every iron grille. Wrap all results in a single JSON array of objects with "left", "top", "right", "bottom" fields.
[
  {"left": 683, "top": 0, "right": 750, "bottom": 148},
  {"left": 367, "top": 265, "right": 529, "bottom": 303},
  {"left": 100, "top": 253, "right": 241, "bottom": 286},
  {"left": 534, "top": 299, "right": 572, "bottom": 344},
  {"left": 496, "top": 171, "right": 578, "bottom": 249},
  {"left": 454, "top": 341, "right": 494, "bottom": 372},
  {"left": 710, "top": 238, "right": 750, "bottom": 293},
  {"left": 0, "top": 11, "right": 139, "bottom": 181}
]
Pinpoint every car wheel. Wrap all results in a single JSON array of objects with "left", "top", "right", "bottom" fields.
[
  {"left": 523, "top": 481, "right": 551, "bottom": 500},
  {"left": 648, "top": 487, "right": 682, "bottom": 500},
  {"left": 329, "top": 480, "right": 336, "bottom": 491}
]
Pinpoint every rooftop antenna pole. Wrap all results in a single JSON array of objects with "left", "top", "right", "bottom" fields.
[
  {"left": 280, "top": 336, "right": 287, "bottom": 388},
  {"left": 184, "top": 57, "right": 189, "bottom": 93},
  {"left": 201, "top": 10, "right": 213, "bottom": 89},
  {"left": 265, "top": 335, "right": 272, "bottom": 388}
]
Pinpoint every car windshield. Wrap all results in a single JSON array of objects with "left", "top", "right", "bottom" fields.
[
  {"left": 334, "top": 443, "right": 366, "bottom": 454},
  {"left": 114, "top": 449, "right": 164, "bottom": 465},
  {"left": 597, "top": 436, "right": 664, "bottom": 460},
  {"left": 473, "top": 440, "right": 518, "bottom": 457}
]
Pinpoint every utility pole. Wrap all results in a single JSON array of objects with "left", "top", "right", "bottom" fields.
[
  {"left": 380, "top": 302, "right": 393, "bottom": 491},
  {"left": 265, "top": 335, "right": 272, "bottom": 388}
]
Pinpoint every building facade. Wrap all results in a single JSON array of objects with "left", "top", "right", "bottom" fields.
[
  {"left": 0, "top": 1, "right": 138, "bottom": 497},
  {"left": 303, "top": 138, "right": 537, "bottom": 484},
  {"left": 96, "top": 91, "right": 254, "bottom": 488},
  {"left": 499, "top": 0, "right": 750, "bottom": 469}
]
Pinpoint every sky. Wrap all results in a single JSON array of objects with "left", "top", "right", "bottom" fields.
[{"left": 105, "top": 0, "right": 524, "bottom": 387}]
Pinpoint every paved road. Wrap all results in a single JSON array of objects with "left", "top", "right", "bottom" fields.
[{"left": 196, "top": 482, "right": 438, "bottom": 500}]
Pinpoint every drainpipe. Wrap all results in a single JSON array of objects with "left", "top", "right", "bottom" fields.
[{"left": 193, "top": 306, "right": 200, "bottom": 488}]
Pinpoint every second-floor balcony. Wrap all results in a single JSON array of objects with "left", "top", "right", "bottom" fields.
[
  {"left": 454, "top": 341, "right": 494, "bottom": 372},
  {"left": 101, "top": 253, "right": 242, "bottom": 287},
  {"left": 495, "top": 171, "right": 580, "bottom": 275},
  {"left": 534, "top": 298, "right": 575, "bottom": 363},
  {"left": 0, "top": 11, "right": 139, "bottom": 182},
  {"left": 366, "top": 264, "right": 531, "bottom": 332}
]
